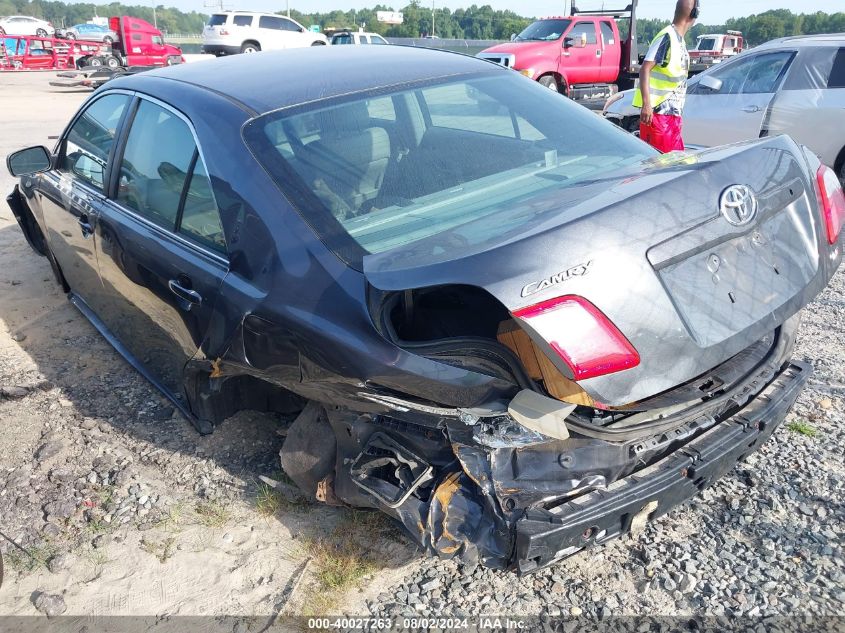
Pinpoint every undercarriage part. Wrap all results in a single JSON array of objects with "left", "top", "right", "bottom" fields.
[
  {"left": 350, "top": 433, "right": 434, "bottom": 508},
  {"left": 279, "top": 402, "right": 336, "bottom": 499}
]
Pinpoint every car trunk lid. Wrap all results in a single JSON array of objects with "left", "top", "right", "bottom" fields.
[{"left": 364, "top": 136, "right": 831, "bottom": 406}]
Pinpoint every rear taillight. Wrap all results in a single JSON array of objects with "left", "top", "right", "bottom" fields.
[
  {"left": 219, "top": 28, "right": 229, "bottom": 35},
  {"left": 512, "top": 295, "right": 640, "bottom": 381},
  {"left": 816, "top": 164, "right": 845, "bottom": 245}
]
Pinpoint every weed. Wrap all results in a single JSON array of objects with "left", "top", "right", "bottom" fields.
[
  {"left": 4, "top": 543, "right": 55, "bottom": 573},
  {"left": 255, "top": 483, "right": 284, "bottom": 517},
  {"left": 787, "top": 420, "right": 817, "bottom": 437},
  {"left": 194, "top": 500, "right": 230, "bottom": 528},
  {"left": 139, "top": 536, "right": 177, "bottom": 563}
]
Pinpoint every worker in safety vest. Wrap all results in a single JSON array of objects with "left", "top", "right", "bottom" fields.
[{"left": 634, "top": 0, "right": 699, "bottom": 152}]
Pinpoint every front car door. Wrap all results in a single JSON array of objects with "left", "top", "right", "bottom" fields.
[
  {"left": 684, "top": 50, "right": 795, "bottom": 147},
  {"left": 561, "top": 20, "right": 600, "bottom": 85},
  {"left": 37, "top": 92, "right": 131, "bottom": 310},
  {"left": 94, "top": 95, "right": 228, "bottom": 405}
]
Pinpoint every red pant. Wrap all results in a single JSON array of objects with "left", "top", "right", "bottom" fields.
[{"left": 640, "top": 113, "right": 684, "bottom": 153}]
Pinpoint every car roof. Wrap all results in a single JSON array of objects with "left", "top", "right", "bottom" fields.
[
  {"left": 131, "top": 46, "right": 497, "bottom": 115},
  {"left": 755, "top": 33, "right": 845, "bottom": 49}
]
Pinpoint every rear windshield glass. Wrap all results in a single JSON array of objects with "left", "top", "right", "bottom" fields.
[
  {"left": 244, "top": 72, "right": 653, "bottom": 269},
  {"left": 208, "top": 14, "right": 227, "bottom": 26}
]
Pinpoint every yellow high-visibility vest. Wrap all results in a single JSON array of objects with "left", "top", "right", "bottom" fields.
[{"left": 633, "top": 25, "right": 688, "bottom": 108}]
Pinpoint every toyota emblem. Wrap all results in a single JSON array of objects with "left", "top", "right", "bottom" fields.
[{"left": 719, "top": 184, "right": 758, "bottom": 226}]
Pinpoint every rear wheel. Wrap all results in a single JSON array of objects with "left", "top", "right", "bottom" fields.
[
  {"left": 240, "top": 41, "right": 260, "bottom": 53},
  {"left": 311, "top": 40, "right": 326, "bottom": 46},
  {"left": 538, "top": 75, "right": 558, "bottom": 92},
  {"left": 104, "top": 55, "right": 120, "bottom": 69},
  {"left": 36, "top": 28, "right": 47, "bottom": 37},
  {"left": 88, "top": 56, "right": 103, "bottom": 67},
  {"left": 65, "top": 32, "right": 76, "bottom": 40}
]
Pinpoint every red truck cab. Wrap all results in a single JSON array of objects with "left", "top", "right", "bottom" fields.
[
  {"left": 689, "top": 30, "right": 744, "bottom": 74},
  {"left": 478, "top": 1, "right": 639, "bottom": 101},
  {"left": 108, "top": 16, "right": 183, "bottom": 67}
]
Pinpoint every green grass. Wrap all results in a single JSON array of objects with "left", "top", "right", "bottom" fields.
[
  {"left": 787, "top": 420, "right": 818, "bottom": 437},
  {"left": 4, "top": 543, "right": 56, "bottom": 573}
]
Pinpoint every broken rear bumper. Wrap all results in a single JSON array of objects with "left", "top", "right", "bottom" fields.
[{"left": 514, "top": 360, "right": 810, "bottom": 573}]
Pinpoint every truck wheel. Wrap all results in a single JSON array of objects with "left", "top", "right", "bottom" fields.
[
  {"left": 104, "top": 55, "right": 120, "bottom": 69},
  {"left": 76, "top": 56, "right": 90, "bottom": 69},
  {"left": 65, "top": 32, "right": 76, "bottom": 40},
  {"left": 311, "top": 41, "right": 326, "bottom": 46},
  {"left": 240, "top": 41, "right": 260, "bottom": 54},
  {"left": 538, "top": 75, "right": 558, "bottom": 92},
  {"left": 36, "top": 28, "right": 47, "bottom": 37},
  {"left": 89, "top": 56, "right": 103, "bottom": 67}
]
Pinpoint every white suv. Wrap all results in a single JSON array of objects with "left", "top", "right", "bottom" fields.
[
  {"left": 330, "top": 31, "right": 389, "bottom": 45},
  {"left": 202, "top": 11, "right": 327, "bottom": 56}
]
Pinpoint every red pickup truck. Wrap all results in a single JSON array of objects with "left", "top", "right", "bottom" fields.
[{"left": 478, "top": 1, "right": 639, "bottom": 101}]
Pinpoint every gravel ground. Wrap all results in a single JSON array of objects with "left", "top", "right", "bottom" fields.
[{"left": 366, "top": 265, "right": 845, "bottom": 619}]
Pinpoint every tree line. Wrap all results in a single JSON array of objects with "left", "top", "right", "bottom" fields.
[{"left": 2, "top": 0, "right": 844, "bottom": 44}]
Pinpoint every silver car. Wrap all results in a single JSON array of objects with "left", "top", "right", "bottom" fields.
[
  {"left": 59, "top": 23, "right": 117, "bottom": 44},
  {"left": 604, "top": 34, "right": 845, "bottom": 182}
]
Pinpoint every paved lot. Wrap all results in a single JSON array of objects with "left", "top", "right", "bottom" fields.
[{"left": 0, "top": 72, "right": 842, "bottom": 623}]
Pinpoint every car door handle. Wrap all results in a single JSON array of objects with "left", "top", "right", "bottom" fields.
[
  {"left": 168, "top": 279, "right": 202, "bottom": 307},
  {"left": 742, "top": 105, "right": 761, "bottom": 113},
  {"left": 596, "top": 49, "right": 601, "bottom": 57},
  {"left": 78, "top": 214, "right": 93, "bottom": 239}
]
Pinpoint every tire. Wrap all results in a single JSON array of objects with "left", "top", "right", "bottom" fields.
[
  {"left": 88, "top": 56, "right": 103, "bottom": 67},
  {"left": 76, "top": 56, "right": 90, "bottom": 69},
  {"left": 538, "top": 75, "right": 558, "bottom": 92},
  {"left": 36, "top": 28, "right": 47, "bottom": 37},
  {"left": 104, "top": 55, "right": 120, "bottom": 69},
  {"left": 623, "top": 116, "right": 640, "bottom": 136},
  {"left": 311, "top": 40, "right": 326, "bottom": 46},
  {"left": 65, "top": 32, "right": 76, "bottom": 40},
  {"left": 103, "top": 36, "right": 113, "bottom": 45},
  {"left": 240, "top": 41, "right": 260, "bottom": 54}
]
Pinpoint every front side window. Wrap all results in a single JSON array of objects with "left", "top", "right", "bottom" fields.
[
  {"left": 152, "top": 35, "right": 163, "bottom": 46},
  {"left": 116, "top": 100, "right": 225, "bottom": 252},
  {"left": 61, "top": 93, "right": 129, "bottom": 191},
  {"left": 698, "top": 51, "right": 792, "bottom": 94},
  {"left": 372, "top": 35, "right": 388, "bottom": 45},
  {"left": 567, "top": 22, "right": 597, "bottom": 46},
  {"left": 259, "top": 16, "right": 283, "bottom": 30},
  {"left": 280, "top": 18, "right": 301, "bottom": 32},
  {"left": 245, "top": 72, "right": 652, "bottom": 268},
  {"left": 696, "top": 37, "right": 718, "bottom": 51}
]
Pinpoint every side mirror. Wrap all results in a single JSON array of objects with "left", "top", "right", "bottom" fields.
[
  {"left": 699, "top": 74, "right": 723, "bottom": 92},
  {"left": 563, "top": 36, "right": 573, "bottom": 48},
  {"left": 7, "top": 146, "right": 51, "bottom": 177},
  {"left": 510, "top": 33, "right": 516, "bottom": 41}
]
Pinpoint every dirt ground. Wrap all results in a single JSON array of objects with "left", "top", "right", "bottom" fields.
[{"left": 0, "top": 72, "right": 416, "bottom": 622}]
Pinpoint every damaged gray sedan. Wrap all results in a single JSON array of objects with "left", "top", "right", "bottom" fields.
[{"left": 7, "top": 47, "right": 845, "bottom": 573}]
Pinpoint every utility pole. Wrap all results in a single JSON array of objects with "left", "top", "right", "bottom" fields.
[
  {"left": 152, "top": 4, "right": 157, "bottom": 29},
  {"left": 286, "top": 0, "right": 290, "bottom": 18},
  {"left": 431, "top": 0, "right": 435, "bottom": 37}
]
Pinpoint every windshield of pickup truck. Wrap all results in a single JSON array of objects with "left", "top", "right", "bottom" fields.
[
  {"left": 695, "top": 37, "right": 718, "bottom": 51},
  {"left": 244, "top": 71, "right": 654, "bottom": 269},
  {"left": 515, "top": 19, "right": 571, "bottom": 41}
]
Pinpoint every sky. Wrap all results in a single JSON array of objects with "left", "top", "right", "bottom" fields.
[{"left": 179, "top": 0, "right": 845, "bottom": 23}]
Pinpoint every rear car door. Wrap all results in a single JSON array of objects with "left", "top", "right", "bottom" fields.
[
  {"left": 684, "top": 50, "right": 795, "bottom": 147},
  {"left": 94, "top": 96, "right": 228, "bottom": 401},
  {"left": 38, "top": 92, "right": 131, "bottom": 310},
  {"left": 562, "top": 21, "right": 600, "bottom": 85},
  {"left": 598, "top": 20, "right": 620, "bottom": 83}
]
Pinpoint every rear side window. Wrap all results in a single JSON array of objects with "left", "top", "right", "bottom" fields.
[
  {"left": 568, "top": 22, "right": 597, "bottom": 45},
  {"left": 61, "top": 93, "right": 129, "bottom": 191},
  {"left": 232, "top": 15, "right": 253, "bottom": 27},
  {"left": 782, "top": 47, "right": 841, "bottom": 91},
  {"left": 829, "top": 48, "right": 845, "bottom": 88},
  {"left": 208, "top": 14, "right": 227, "bottom": 26},
  {"left": 600, "top": 22, "right": 614, "bottom": 45}
]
